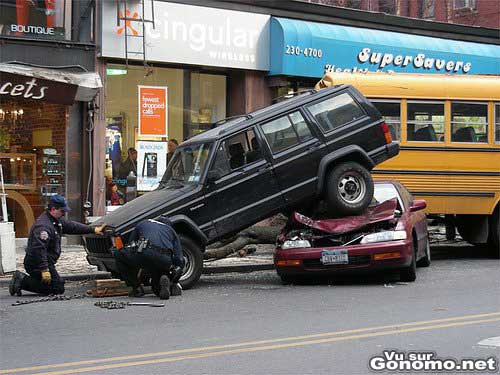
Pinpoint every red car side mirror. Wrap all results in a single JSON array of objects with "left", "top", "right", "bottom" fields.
[{"left": 410, "top": 200, "right": 427, "bottom": 212}]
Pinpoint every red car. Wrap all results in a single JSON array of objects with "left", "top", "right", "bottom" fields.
[{"left": 275, "top": 181, "right": 431, "bottom": 283}]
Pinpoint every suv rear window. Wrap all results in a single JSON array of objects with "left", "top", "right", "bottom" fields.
[
  {"left": 261, "top": 111, "right": 313, "bottom": 153},
  {"left": 308, "top": 92, "right": 365, "bottom": 132}
]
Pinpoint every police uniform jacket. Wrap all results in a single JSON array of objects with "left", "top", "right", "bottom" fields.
[
  {"left": 129, "top": 219, "right": 184, "bottom": 268},
  {"left": 25, "top": 211, "right": 94, "bottom": 270}
]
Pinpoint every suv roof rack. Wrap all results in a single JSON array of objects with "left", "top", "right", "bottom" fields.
[{"left": 272, "top": 89, "right": 317, "bottom": 104}]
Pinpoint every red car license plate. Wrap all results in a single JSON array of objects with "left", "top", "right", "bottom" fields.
[{"left": 321, "top": 249, "right": 348, "bottom": 265}]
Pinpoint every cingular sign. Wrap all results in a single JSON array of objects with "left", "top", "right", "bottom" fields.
[{"left": 357, "top": 48, "right": 472, "bottom": 73}]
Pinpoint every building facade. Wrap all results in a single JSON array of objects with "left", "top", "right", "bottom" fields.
[
  {"left": 304, "top": 0, "right": 500, "bottom": 28},
  {"left": 0, "top": 0, "right": 100, "bottom": 236}
]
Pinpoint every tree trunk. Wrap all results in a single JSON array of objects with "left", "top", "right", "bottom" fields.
[{"left": 204, "top": 225, "right": 282, "bottom": 260}]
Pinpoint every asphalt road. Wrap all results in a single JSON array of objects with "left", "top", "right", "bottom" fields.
[{"left": 1, "top": 245, "right": 499, "bottom": 375}]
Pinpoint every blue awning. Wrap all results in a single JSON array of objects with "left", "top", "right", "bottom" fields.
[{"left": 270, "top": 17, "right": 500, "bottom": 78}]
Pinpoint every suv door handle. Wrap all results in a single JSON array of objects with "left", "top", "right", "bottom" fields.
[
  {"left": 257, "top": 164, "right": 271, "bottom": 173},
  {"left": 308, "top": 142, "right": 322, "bottom": 151}
]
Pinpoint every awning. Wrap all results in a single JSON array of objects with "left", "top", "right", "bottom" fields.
[
  {"left": 270, "top": 17, "right": 500, "bottom": 78},
  {"left": 0, "top": 63, "right": 102, "bottom": 105}
]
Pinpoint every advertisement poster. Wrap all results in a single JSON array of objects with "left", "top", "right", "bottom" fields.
[
  {"left": 138, "top": 85, "right": 168, "bottom": 137},
  {"left": 137, "top": 141, "right": 167, "bottom": 191}
]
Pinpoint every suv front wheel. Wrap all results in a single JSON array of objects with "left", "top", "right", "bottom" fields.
[
  {"left": 179, "top": 234, "right": 204, "bottom": 290},
  {"left": 326, "top": 162, "right": 374, "bottom": 216}
]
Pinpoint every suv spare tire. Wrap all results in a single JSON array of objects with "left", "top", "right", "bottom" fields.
[
  {"left": 326, "top": 161, "right": 374, "bottom": 216},
  {"left": 179, "top": 234, "right": 204, "bottom": 290}
]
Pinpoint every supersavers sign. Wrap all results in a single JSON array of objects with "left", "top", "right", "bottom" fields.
[{"left": 357, "top": 48, "right": 471, "bottom": 73}]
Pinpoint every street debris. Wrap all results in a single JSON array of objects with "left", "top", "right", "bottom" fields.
[
  {"left": 11, "top": 294, "right": 87, "bottom": 306},
  {"left": 94, "top": 300, "right": 165, "bottom": 309},
  {"left": 87, "top": 279, "right": 130, "bottom": 297}
]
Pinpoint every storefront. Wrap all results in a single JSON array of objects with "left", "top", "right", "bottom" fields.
[
  {"left": 0, "top": 63, "right": 101, "bottom": 236},
  {"left": 98, "top": 1, "right": 270, "bottom": 210},
  {"left": 269, "top": 16, "right": 500, "bottom": 91}
]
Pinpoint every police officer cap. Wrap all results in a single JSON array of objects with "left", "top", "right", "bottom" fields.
[{"left": 49, "top": 194, "right": 71, "bottom": 212}]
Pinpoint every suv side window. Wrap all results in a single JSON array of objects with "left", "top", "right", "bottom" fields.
[
  {"left": 212, "top": 128, "right": 263, "bottom": 177},
  {"left": 261, "top": 111, "right": 312, "bottom": 154},
  {"left": 308, "top": 92, "right": 365, "bottom": 132}
]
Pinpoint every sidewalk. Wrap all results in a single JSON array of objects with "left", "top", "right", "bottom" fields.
[{"left": 0, "top": 244, "right": 276, "bottom": 287}]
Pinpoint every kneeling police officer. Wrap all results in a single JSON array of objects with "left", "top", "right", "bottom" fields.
[
  {"left": 114, "top": 216, "right": 184, "bottom": 299},
  {"left": 9, "top": 195, "right": 106, "bottom": 296}
]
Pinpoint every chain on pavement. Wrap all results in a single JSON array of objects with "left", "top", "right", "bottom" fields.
[{"left": 11, "top": 295, "right": 165, "bottom": 309}]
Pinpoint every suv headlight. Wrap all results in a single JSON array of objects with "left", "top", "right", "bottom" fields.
[
  {"left": 360, "top": 231, "right": 407, "bottom": 244},
  {"left": 282, "top": 239, "right": 311, "bottom": 249}
]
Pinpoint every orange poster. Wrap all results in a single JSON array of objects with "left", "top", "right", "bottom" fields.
[{"left": 138, "top": 85, "right": 168, "bottom": 137}]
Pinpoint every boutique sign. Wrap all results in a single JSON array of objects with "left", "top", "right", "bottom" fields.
[
  {"left": 101, "top": 2, "right": 270, "bottom": 70},
  {"left": 270, "top": 17, "right": 500, "bottom": 78}
]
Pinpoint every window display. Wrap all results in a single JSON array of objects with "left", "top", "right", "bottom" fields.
[{"left": 0, "top": 0, "right": 68, "bottom": 39}]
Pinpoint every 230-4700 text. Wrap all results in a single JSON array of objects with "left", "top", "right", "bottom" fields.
[{"left": 285, "top": 45, "right": 323, "bottom": 58}]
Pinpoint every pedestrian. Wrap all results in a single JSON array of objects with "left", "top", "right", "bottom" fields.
[
  {"left": 166, "top": 139, "right": 178, "bottom": 164},
  {"left": 9, "top": 195, "right": 106, "bottom": 296},
  {"left": 119, "top": 147, "right": 137, "bottom": 179},
  {"left": 113, "top": 216, "right": 184, "bottom": 299}
]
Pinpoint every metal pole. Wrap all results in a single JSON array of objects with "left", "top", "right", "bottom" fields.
[{"left": 0, "top": 164, "right": 8, "bottom": 222}]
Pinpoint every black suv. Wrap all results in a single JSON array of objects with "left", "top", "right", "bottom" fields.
[{"left": 86, "top": 85, "right": 399, "bottom": 289}]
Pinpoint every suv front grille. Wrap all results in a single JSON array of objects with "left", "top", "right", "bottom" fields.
[
  {"left": 303, "top": 255, "right": 371, "bottom": 268},
  {"left": 84, "top": 237, "right": 113, "bottom": 254}
]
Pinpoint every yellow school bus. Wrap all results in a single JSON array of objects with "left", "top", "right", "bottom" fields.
[{"left": 317, "top": 72, "right": 499, "bottom": 252}]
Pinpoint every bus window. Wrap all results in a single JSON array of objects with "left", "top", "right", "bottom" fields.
[
  {"left": 372, "top": 100, "right": 401, "bottom": 141},
  {"left": 495, "top": 103, "right": 500, "bottom": 144},
  {"left": 451, "top": 102, "right": 488, "bottom": 143},
  {"left": 407, "top": 102, "right": 444, "bottom": 142}
]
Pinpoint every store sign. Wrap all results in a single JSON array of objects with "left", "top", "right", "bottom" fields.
[
  {"left": 137, "top": 141, "right": 167, "bottom": 191},
  {"left": 0, "top": 72, "right": 77, "bottom": 105},
  {"left": 0, "top": 0, "right": 66, "bottom": 40},
  {"left": 101, "top": 2, "right": 270, "bottom": 70},
  {"left": 138, "top": 85, "right": 168, "bottom": 137},
  {"left": 270, "top": 18, "right": 500, "bottom": 78}
]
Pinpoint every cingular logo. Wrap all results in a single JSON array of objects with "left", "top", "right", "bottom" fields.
[{"left": 144, "top": 12, "right": 259, "bottom": 52}]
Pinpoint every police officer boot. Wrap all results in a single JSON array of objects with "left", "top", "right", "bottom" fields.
[
  {"left": 158, "top": 275, "right": 170, "bottom": 300},
  {"left": 128, "top": 285, "right": 145, "bottom": 297},
  {"left": 9, "top": 271, "right": 25, "bottom": 297},
  {"left": 171, "top": 282, "right": 182, "bottom": 296}
]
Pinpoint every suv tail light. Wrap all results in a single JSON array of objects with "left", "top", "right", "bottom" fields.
[
  {"left": 380, "top": 121, "right": 392, "bottom": 144},
  {"left": 112, "top": 236, "right": 124, "bottom": 249}
]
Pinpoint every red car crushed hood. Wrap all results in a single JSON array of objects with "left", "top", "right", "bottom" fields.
[{"left": 278, "top": 199, "right": 400, "bottom": 247}]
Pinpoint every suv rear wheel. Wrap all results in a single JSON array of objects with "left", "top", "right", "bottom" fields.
[
  {"left": 326, "top": 162, "right": 374, "bottom": 216},
  {"left": 179, "top": 234, "right": 204, "bottom": 290}
]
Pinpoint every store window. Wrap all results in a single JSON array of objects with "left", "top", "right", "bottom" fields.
[
  {"left": 188, "top": 73, "right": 226, "bottom": 139},
  {"left": 451, "top": 102, "right": 488, "bottom": 143},
  {"left": 0, "top": 0, "right": 70, "bottom": 39},
  {"left": 372, "top": 100, "right": 401, "bottom": 141},
  {"left": 421, "top": 0, "right": 435, "bottom": 19},
  {"left": 454, "top": 0, "right": 476, "bottom": 10},
  {"left": 0, "top": 98, "right": 67, "bottom": 235},
  {"left": 105, "top": 65, "right": 227, "bottom": 208},
  {"left": 407, "top": 102, "right": 444, "bottom": 142}
]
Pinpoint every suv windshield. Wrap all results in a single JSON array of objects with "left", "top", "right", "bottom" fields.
[{"left": 160, "top": 142, "right": 213, "bottom": 187}]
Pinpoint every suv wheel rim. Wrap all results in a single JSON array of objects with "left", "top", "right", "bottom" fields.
[
  {"left": 180, "top": 249, "right": 195, "bottom": 281},
  {"left": 338, "top": 173, "right": 366, "bottom": 204}
]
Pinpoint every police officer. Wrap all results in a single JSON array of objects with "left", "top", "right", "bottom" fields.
[
  {"left": 114, "top": 216, "right": 184, "bottom": 299},
  {"left": 9, "top": 195, "right": 106, "bottom": 296}
]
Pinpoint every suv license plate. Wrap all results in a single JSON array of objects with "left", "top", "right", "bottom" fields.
[{"left": 321, "top": 249, "right": 348, "bottom": 265}]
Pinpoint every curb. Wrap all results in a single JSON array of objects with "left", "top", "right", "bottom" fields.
[
  {"left": 0, "top": 271, "right": 111, "bottom": 287},
  {"left": 203, "top": 263, "right": 275, "bottom": 274}
]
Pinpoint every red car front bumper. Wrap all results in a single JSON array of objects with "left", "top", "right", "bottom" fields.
[{"left": 274, "top": 239, "right": 413, "bottom": 277}]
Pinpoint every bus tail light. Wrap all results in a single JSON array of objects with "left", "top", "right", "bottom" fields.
[{"left": 380, "top": 121, "right": 393, "bottom": 144}]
